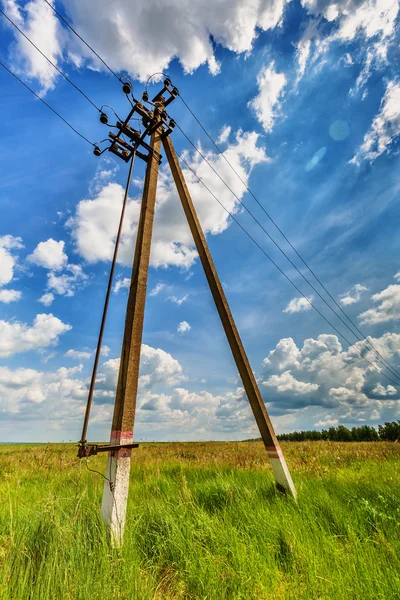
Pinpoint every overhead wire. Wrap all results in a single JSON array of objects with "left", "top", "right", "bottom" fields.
[
  {"left": 177, "top": 94, "right": 400, "bottom": 380},
  {"left": 101, "top": 104, "right": 123, "bottom": 122},
  {"left": 145, "top": 72, "right": 167, "bottom": 92},
  {"left": 0, "top": 8, "right": 101, "bottom": 112},
  {"left": 42, "top": 0, "right": 121, "bottom": 82},
  {"left": 7, "top": 4, "right": 397, "bottom": 382},
  {"left": 0, "top": 59, "right": 94, "bottom": 146},
  {"left": 176, "top": 150, "right": 400, "bottom": 389},
  {"left": 175, "top": 122, "right": 400, "bottom": 384}
]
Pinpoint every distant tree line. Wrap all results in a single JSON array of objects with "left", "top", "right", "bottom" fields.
[{"left": 276, "top": 421, "right": 400, "bottom": 442}]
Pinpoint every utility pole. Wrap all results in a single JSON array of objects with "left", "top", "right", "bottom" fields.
[
  {"left": 78, "top": 77, "right": 296, "bottom": 547},
  {"left": 101, "top": 130, "right": 162, "bottom": 545}
]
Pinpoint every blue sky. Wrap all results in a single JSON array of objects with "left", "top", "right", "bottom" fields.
[{"left": 0, "top": 0, "right": 399, "bottom": 442}]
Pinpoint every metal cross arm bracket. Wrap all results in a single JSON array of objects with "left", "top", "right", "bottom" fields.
[
  {"left": 77, "top": 442, "right": 139, "bottom": 458},
  {"left": 108, "top": 144, "right": 131, "bottom": 162},
  {"left": 107, "top": 134, "right": 161, "bottom": 165},
  {"left": 114, "top": 123, "right": 163, "bottom": 163},
  {"left": 94, "top": 79, "right": 178, "bottom": 164},
  {"left": 126, "top": 104, "right": 175, "bottom": 141},
  {"left": 151, "top": 77, "right": 179, "bottom": 107},
  {"left": 117, "top": 101, "right": 174, "bottom": 140}
]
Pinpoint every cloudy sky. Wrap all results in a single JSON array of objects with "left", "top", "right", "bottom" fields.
[{"left": 0, "top": 0, "right": 399, "bottom": 442}]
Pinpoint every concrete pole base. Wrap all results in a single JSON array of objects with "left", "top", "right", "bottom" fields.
[
  {"left": 101, "top": 432, "right": 133, "bottom": 547},
  {"left": 267, "top": 445, "right": 297, "bottom": 499}
]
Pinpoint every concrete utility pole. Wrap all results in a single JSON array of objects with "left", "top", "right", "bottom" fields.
[
  {"left": 101, "top": 131, "right": 162, "bottom": 546},
  {"left": 78, "top": 78, "right": 296, "bottom": 547}
]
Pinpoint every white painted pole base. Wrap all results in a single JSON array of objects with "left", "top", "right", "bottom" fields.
[
  {"left": 266, "top": 445, "right": 297, "bottom": 499},
  {"left": 101, "top": 431, "right": 133, "bottom": 547}
]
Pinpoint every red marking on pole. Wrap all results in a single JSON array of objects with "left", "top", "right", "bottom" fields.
[
  {"left": 110, "top": 430, "right": 133, "bottom": 441},
  {"left": 109, "top": 430, "right": 134, "bottom": 456},
  {"left": 266, "top": 445, "right": 281, "bottom": 452}
]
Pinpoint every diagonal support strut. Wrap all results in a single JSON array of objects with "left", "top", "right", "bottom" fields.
[{"left": 162, "top": 135, "right": 296, "bottom": 498}]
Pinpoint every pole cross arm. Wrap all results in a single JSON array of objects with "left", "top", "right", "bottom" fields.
[{"left": 95, "top": 79, "right": 178, "bottom": 164}]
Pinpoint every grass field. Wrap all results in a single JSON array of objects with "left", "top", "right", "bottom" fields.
[{"left": 1, "top": 441, "right": 399, "bottom": 599}]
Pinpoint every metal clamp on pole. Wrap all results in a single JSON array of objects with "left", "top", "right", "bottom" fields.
[{"left": 78, "top": 442, "right": 139, "bottom": 458}]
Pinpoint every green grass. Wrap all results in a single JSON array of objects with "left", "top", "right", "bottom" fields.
[{"left": 1, "top": 441, "right": 399, "bottom": 599}]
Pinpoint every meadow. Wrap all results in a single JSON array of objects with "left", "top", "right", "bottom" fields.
[{"left": 1, "top": 441, "right": 399, "bottom": 600}]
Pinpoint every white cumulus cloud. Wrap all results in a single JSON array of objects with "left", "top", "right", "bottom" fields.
[
  {"left": 177, "top": 321, "right": 191, "bottom": 334},
  {"left": 27, "top": 238, "right": 68, "bottom": 271},
  {"left": 339, "top": 283, "right": 368, "bottom": 305},
  {"left": 64, "top": 346, "right": 109, "bottom": 361},
  {"left": 0, "top": 289, "right": 22, "bottom": 303},
  {"left": 113, "top": 277, "right": 131, "bottom": 294},
  {"left": 68, "top": 129, "right": 268, "bottom": 270},
  {"left": 283, "top": 296, "right": 312, "bottom": 313},
  {"left": 2, "top": 328, "right": 399, "bottom": 440},
  {"left": 261, "top": 332, "right": 400, "bottom": 418},
  {"left": 0, "top": 364, "right": 91, "bottom": 428},
  {"left": 2, "top": 0, "right": 62, "bottom": 93},
  {"left": 2, "top": 0, "right": 293, "bottom": 90},
  {"left": 248, "top": 61, "right": 287, "bottom": 132},
  {"left": 0, "top": 313, "right": 71, "bottom": 357},
  {"left": 264, "top": 370, "right": 319, "bottom": 394},
  {"left": 38, "top": 292, "right": 54, "bottom": 306},
  {"left": 372, "top": 383, "right": 397, "bottom": 396},
  {"left": 56, "top": 0, "right": 290, "bottom": 81},
  {"left": 0, "top": 235, "right": 23, "bottom": 287},
  {"left": 64, "top": 349, "right": 93, "bottom": 360},
  {"left": 216, "top": 125, "right": 232, "bottom": 145},
  {"left": 96, "top": 344, "right": 185, "bottom": 395},
  {"left": 358, "top": 284, "right": 400, "bottom": 325},
  {"left": 314, "top": 417, "right": 339, "bottom": 428},
  {"left": 47, "top": 264, "right": 87, "bottom": 297}
]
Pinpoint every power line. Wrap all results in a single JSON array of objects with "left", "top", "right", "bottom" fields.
[
  {"left": 0, "top": 8, "right": 101, "bottom": 112},
  {"left": 176, "top": 122, "right": 400, "bottom": 383},
  {"left": 0, "top": 60, "right": 94, "bottom": 146},
  {"left": 42, "top": 0, "right": 121, "bottom": 82},
  {"left": 177, "top": 151, "right": 400, "bottom": 389},
  {"left": 178, "top": 94, "right": 400, "bottom": 381},
  {"left": 175, "top": 122, "right": 400, "bottom": 384},
  {"left": 26, "top": 3, "right": 386, "bottom": 373},
  {"left": 3, "top": 1, "right": 397, "bottom": 381}
]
